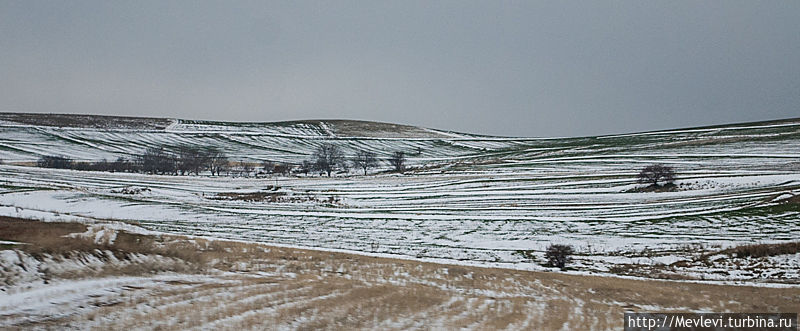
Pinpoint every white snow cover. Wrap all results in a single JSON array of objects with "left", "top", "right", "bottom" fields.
[
  {"left": 0, "top": 118, "right": 798, "bottom": 283},
  {"left": 0, "top": 271, "right": 231, "bottom": 327}
]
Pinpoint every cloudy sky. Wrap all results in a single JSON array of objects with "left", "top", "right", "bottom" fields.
[{"left": 1, "top": 1, "right": 798, "bottom": 137}]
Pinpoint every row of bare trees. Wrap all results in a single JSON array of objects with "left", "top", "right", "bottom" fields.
[
  {"left": 35, "top": 143, "right": 409, "bottom": 177},
  {"left": 134, "top": 146, "right": 231, "bottom": 176},
  {"left": 308, "top": 143, "right": 406, "bottom": 177}
]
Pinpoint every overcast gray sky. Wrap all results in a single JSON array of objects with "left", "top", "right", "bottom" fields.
[{"left": 1, "top": 1, "right": 798, "bottom": 137}]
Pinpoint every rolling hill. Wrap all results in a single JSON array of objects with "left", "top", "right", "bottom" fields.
[{"left": 0, "top": 112, "right": 798, "bottom": 283}]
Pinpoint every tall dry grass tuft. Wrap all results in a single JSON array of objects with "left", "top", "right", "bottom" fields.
[{"left": 717, "top": 241, "right": 800, "bottom": 258}]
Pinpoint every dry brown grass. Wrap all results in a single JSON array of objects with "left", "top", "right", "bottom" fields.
[
  {"left": 716, "top": 241, "right": 800, "bottom": 258},
  {"left": 3, "top": 216, "right": 799, "bottom": 330},
  {"left": 0, "top": 217, "right": 90, "bottom": 255}
]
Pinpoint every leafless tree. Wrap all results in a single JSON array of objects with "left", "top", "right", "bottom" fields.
[
  {"left": 299, "top": 160, "right": 312, "bottom": 176},
  {"left": 389, "top": 151, "right": 406, "bottom": 173},
  {"left": 273, "top": 163, "right": 292, "bottom": 175},
  {"left": 137, "top": 147, "right": 175, "bottom": 175},
  {"left": 110, "top": 157, "right": 133, "bottom": 172},
  {"left": 238, "top": 160, "right": 254, "bottom": 177},
  {"left": 312, "top": 143, "right": 345, "bottom": 177},
  {"left": 174, "top": 146, "right": 191, "bottom": 175},
  {"left": 175, "top": 146, "right": 208, "bottom": 175},
  {"left": 206, "top": 148, "right": 228, "bottom": 176},
  {"left": 637, "top": 164, "right": 675, "bottom": 186},
  {"left": 260, "top": 160, "right": 274, "bottom": 174},
  {"left": 351, "top": 150, "right": 377, "bottom": 175}
]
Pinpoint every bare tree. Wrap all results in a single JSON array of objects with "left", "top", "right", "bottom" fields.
[
  {"left": 299, "top": 160, "right": 312, "bottom": 176},
  {"left": 389, "top": 151, "right": 406, "bottom": 173},
  {"left": 175, "top": 146, "right": 206, "bottom": 175},
  {"left": 137, "top": 147, "right": 175, "bottom": 175},
  {"left": 312, "top": 143, "right": 345, "bottom": 177},
  {"left": 193, "top": 149, "right": 213, "bottom": 175},
  {"left": 273, "top": 163, "right": 292, "bottom": 175},
  {"left": 216, "top": 159, "right": 231, "bottom": 177},
  {"left": 206, "top": 148, "right": 228, "bottom": 176},
  {"left": 110, "top": 157, "right": 128, "bottom": 172},
  {"left": 351, "top": 150, "right": 377, "bottom": 175},
  {"left": 260, "top": 160, "right": 275, "bottom": 175},
  {"left": 238, "top": 160, "right": 254, "bottom": 177},
  {"left": 637, "top": 164, "right": 675, "bottom": 187}
]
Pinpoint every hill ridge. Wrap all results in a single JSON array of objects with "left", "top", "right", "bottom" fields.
[{"left": 2, "top": 112, "right": 799, "bottom": 139}]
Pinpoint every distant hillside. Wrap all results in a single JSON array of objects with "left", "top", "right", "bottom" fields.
[
  {"left": 0, "top": 112, "right": 799, "bottom": 278},
  {"left": 0, "top": 112, "right": 520, "bottom": 164},
  {"left": 0, "top": 112, "right": 798, "bottom": 170},
  {"left": 0, "top": 113, "right": 470, "bottom": 139},
  {"left": 0, "top": 113, "right": 174, "bottom": 130}
]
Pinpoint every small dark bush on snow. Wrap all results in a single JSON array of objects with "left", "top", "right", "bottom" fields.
[{"left": 545, "top": 244, "right": 574, "bottom": 270}]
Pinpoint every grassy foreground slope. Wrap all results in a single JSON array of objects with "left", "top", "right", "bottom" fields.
[{"left": 1, "top": 217, "right": 798, "bottom": 330}]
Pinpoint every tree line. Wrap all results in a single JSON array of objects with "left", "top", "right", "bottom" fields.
[
  {"left": 35, "top": 143, "right": 408, "bottom": 177},
  {"left": 36, "top": 147, "right": 230, "bottom": 175}
]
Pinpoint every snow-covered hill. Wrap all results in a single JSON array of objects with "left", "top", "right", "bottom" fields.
[
  {"left": 0, "top": 113, "right": 799, "bottom": 282},
  {"left": 0, "top": 113, "right": 529, "bottom": 165}
]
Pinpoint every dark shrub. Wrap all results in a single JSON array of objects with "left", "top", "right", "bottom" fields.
[{"left": 545, "top": 244, "right": 574, "bottom": 270}]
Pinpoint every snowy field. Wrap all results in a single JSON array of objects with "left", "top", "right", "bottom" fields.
[
  {"left": 4, "top": 223, "right": 796, "bottom": 330},
  {"left": 0, "top": 115, "right": 799, "bottom": 282}
]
